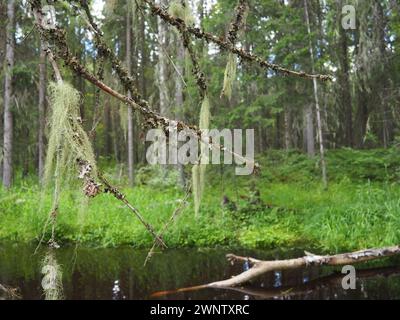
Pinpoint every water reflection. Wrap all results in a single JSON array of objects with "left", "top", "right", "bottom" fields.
[
  {"left": 112, "top": 280, "right": 126, "bottom": 300},
  {"left": 0, "top": 244, "right": 400, "bottom": 300},
  {"left": 41, "top": 249, "right": 64, "bottom": 300}
]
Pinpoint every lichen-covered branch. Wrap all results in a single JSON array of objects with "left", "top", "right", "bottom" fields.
[
  {"left": 76, "top": 159, "right": 167, "bottom": 248},
  {"left": 29, "top": 0, "right": 259, "bottom": 172},
  {"left": 227, "top": 0, "right": 249, "bottom": 45},
  {"left": 144, "top": 185, "right": 191, "bottom": 265},
  {"left": 172, "top": 1, "right": 207, "bottom": 99},
  {"left": 144, "top": 0, "right": 332, "bottom": 81}
]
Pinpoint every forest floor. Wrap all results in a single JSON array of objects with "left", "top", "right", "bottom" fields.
[{"left": 1, "top": 148, "right": 400, "bottom": 253}]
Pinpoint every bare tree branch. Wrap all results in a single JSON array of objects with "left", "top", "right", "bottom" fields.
[
  {"left": 143, "top": 0, "right": 333, "bottom": 82},
  {"left": 151, "top": 245, "right": 400, "bottom": 297}
]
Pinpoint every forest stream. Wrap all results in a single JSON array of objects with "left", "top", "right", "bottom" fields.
[{"left": 1, "top": 244, "right": 400, "bottom": 300}]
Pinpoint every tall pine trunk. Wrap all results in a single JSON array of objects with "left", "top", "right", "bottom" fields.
[
  {"left": 304, "top": 0, "right": 327, "bottom": 188},
  {"left": 126, "top": 6, "right": 135, "bottom": 186},
  {"left": 336, "top": 0, "right": 353, "bottom": 147},
  {"left": 304, "top": 104, "right": 315, "bottom": 156},
  {"left": 2, "top": 0, "right": 15, "bottom": 189},
  {"left": 157, "top": 0, "right": 169, "bottom": 118},
  {"left": 175, "top": 39, "right": 186, "bottom": 188}
]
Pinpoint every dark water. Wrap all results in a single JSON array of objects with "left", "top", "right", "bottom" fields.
[{"left": 1, "top": 243, "right": 400, "bottom": 300}]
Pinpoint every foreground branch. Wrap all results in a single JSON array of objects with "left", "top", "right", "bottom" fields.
[
  {"left": 144, "top": 0, "right": 332, "bottom": 82},
  {"left": 98, "top": 173, "right": 167, "bottom": 249},
  {"left": 151, "top": 245, "right": 400, "bottom": 297}
]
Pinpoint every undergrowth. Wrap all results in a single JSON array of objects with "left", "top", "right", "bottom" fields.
[{"left": 1, "top": 148, "right": 400, "bottom": 253}]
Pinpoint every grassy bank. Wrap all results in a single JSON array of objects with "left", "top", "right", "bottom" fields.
[{"left": 1, "top": 148, "right": 400, "bottom": 252}]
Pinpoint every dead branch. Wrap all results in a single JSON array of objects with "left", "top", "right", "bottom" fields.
[
  {"left": 31, "top": 2, "right": 166, "bottom": 249},
  {"left": 143, "top": 0, "right": 332, "bottom": 82},
  {"left": 150, "top": 245, "right": 400, "bottom": 297},
  {"left": 75, "top": 159, "right": 166, "bottom": 248},
  {"left": 210, "top": 246, "right": 400, "bottom": 288},
  {"left": 211, "top": 266, "right": 400, "bottom": 300},
  {"left": 172, "top": 1, "right": 207, "bottom": 99},
  {"left": 144, "top": 185, "right": 192, "bottom": 266},
  {"left": 227, "top": 0, "right": 249, "bottom": 45},
  {"left": 97, "top": 173, "right": 167, "bottom": 249}
]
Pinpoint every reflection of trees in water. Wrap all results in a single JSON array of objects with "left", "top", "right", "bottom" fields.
[
  {"left": 41, "top": 249, "right": 64, "bottom": 300},
  {"left": 2, "top": 244, "right": 400, "bottom": 299}
]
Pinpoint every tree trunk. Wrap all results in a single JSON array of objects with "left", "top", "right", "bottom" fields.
[
  {"left": 175, "top": 39, "right": 186, "bottom": 188},
  {"left": 140, "top": 11, "right": 147, "bottom": 100},
  {"left": 156, "top": 0, "right": 170, "bottom": 118},
  {"left": 2, "top": 0, "right": 15, "bottom": 189},
  {"left": 284, "top": 107, "right": 291, "bottom": 150},
  {"left": 336, "top": 0, "right": 353, "bottom": 147},
  {"left": 304, "top": 104, "right": 315, "bottom": 156},
  {"left": 104, "top": 100, "right": 112, "bottom": 157},
  {"left": 38, "top": 40, "right": 47, "bottom": 184},
  {"left": 126, "top": 6, "right": 135, "bottom": 186},
  {"left": 304, "top": 0, "right": 327, "bottom": 188}
]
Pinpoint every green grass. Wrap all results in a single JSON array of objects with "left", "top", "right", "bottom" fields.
[{"left": 1, "top": 148, "right": 400, "bottom": 253}]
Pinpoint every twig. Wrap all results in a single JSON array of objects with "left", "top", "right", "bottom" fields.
[
  {"left": 98, "top": 173, "right": 167, "bottom": 249},
  {"left": 144, "top": 184, "right": 192, "bottom": 266}
]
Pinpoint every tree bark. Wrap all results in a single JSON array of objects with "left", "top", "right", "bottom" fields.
[
  {"left": 284, "top": 107, "right": 291, "bottom": 150},
  {"left": 2, "top": 0, "right": 15, "bottom": 189},
  {"left": 304, "top": 104, "right": 315, "bottom": 156},
  {"left": 336, "top": 0, "right": 353, "bottom": 147},
  {"left": 175, "top": 39, "right": 186, "bottom": 188}
]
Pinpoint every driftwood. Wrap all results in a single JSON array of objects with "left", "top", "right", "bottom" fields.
[
  {"left": 209, "top": 266, "right": 400, "bottom": 300},
  {"left": 151, "top": 246, "right": 400, "bottom": 297}
]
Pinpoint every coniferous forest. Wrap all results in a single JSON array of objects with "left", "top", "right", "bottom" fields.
[{"left": 1, "top": 0, "right": 400, "bottom": 302}]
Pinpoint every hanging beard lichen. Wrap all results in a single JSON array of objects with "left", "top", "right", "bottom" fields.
[
  {"left": 42, "top": 82, "right": 98, "bottom": 246},
  {"left": 192, "top": 95, "right": 211, "bottom": 216},
  {"left": 41, "top": 250, "right": 64, "bottom": 300},
  {"left": 221, "top": 53, "right": 237, "bottom": 100},
  {"left": 44, "top": 82, "right": 97, "bottom": 186},
  {"left": 168, "top": 0, "right": 195, "bottom": 26},
  {"left": 169, "top": 0, "right": 195, "bottom": 80}
]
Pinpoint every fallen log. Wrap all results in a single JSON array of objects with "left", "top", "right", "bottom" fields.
[
  {"left": 214, "top": 265, "right": 400, "bottom": 300},
  {"left": 151, "top": 245, "right": 400, "bottom": 297}
]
